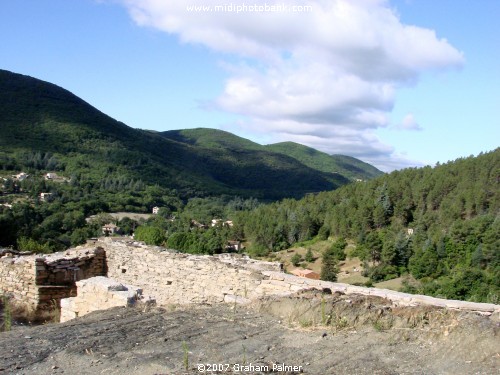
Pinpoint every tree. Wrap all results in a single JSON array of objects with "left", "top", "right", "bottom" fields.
[
  {"left": 364, "top": 231, "right": 383, "bottom": 263},
  {"left": 305, "top": 248, "right": 314, "bottom": 262},
  {"left": 320, "top": 249, "right": 339, "bottom": 282},
  {"left": 330, "top": 238, "right": 347, "bottom": 261},
  {"left": 134, "top": 226, "right": 166, "bottom": 246}
]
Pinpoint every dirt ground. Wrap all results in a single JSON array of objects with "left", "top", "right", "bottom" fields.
[{"left": 1, "top": 291, "right": 498, "bottom": 375}]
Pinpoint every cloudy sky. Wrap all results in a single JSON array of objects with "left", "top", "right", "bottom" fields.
[{"left": 1, "top": 0, "right": 498, "bottom": 171}]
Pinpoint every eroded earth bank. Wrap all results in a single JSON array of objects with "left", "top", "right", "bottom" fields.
[{"left": 1, "top": 291, "right": 498, "bottom": 375}]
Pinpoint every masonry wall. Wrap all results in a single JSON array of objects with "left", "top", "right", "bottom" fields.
[
  {"left": 60, "top": 276, "right": 144, "bottom": 322},
  {"left": 0, "top": 247, "right": 106, "bottom": 314},
  {"left": 2, "top": 237, "right": 499, "bottom": 322},
  {"left": 102, "top": 238, "right": 279, "bottom": 305},
  {"left": 99, "top": 238, "right": 499, "bottom": 316},
  {"left": 0, "top": 256, "right": 38, "bottom": 310}
]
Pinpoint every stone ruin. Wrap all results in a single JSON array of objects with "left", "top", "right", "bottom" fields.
[
  {"left": 60, "top": 277, "right": 152, "bottom": 322},
  {"left": 0, "top": 246, "right": 105, "bottom": 317},
  {"left": 0, "top": 237, "right": 498, "bottom": 323}
]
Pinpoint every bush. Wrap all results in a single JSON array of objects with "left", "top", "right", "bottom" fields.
[
  {"left": 16, "top": 237, "right": 52, "bottom": 254},
  {"left": 291, "top": 253, "right": 302, "bottom": 267},
  {"left": 134, "top": 226, "right": 166, "bottom": 246},
  {"left": 367, "top": 264, "right": 398, "bottom": 282}
]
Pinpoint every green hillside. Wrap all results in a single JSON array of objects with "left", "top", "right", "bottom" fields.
[
  {"left": 161, "top": 128, "right": 263, "bottom": 151},
  {"left": 265, "top": 141, "right": 383, "bottom": 180},
  {"left": 161, "top": 128, "right": 382, "bottom": 182},
  {"left": 0, "top": 69, "right": 379, "bottom": 200},
  {"left": 238, "top": 149, "right": 500, "bottom": 302}
]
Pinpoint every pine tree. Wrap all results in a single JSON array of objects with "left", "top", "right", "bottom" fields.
[
  {"left": 305, "top": 248, "right": 314, "bottom": 262},
  {"left": 321, "top": 249, "right": 339, "bottom": 282}
]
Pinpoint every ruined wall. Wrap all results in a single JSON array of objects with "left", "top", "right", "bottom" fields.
[
  {"left": 99, "top": 238, "right": 499, "bottom": 316},
  {"left": 3, "top": 237, "right": 499, "bottom": 322},
  {"left": 0, "top": 256, "right": 37, "bottom": 310},
  {"left": 0, "top": 247, "right": 106, "bottom": 314},
  {"left": 259, "top": 272, "right": 500, "bottom": 315},
  {"left": 60, "top": 277, "right": 146, "bottom": 322},
  {"left": 102, "top": 237, "right": 280, "bottom": 305}
]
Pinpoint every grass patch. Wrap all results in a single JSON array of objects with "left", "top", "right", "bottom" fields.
[
  {"left": 182, "top": 341, "right": 189, "bottom": 371},
  {"left": 1, "top": 295, "right": 12, "bottom": 332}
]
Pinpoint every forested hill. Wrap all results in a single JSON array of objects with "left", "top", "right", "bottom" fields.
[
  {"left": 160, "top": 129, "right": 382, "bottom": 181},
  {"left": 0, "top": 69, "right": 381, "bottom": 200},
  {"left": 240, "top": 149, "right": 500, "bottom": 302},
  {"left": 265, "top": 142, "right": 383, "bottom": 180}
]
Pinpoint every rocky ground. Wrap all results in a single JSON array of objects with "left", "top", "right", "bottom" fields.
[{"left": 0, "top": 291, "right": 498, "bottom": 375}]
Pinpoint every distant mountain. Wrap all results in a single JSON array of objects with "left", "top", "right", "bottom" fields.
[{"left": 0, "top": 69, "right": 382, "bottom": 200}]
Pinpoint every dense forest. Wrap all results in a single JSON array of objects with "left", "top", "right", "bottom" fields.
[{"left": 235, "top": 150, "right": 500, "bottom": 303}]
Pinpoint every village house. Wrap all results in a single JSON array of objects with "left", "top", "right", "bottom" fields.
[
  {"left": 13, "top": 172, "right": 29, "bottom": 181},
  {"left": 152, "top": 206, "right": 160, "bottom": 214},
  {"left": 290, "top": 268, "right": 320, "bottom": 280},
  {"left": 45, "top": 173, "right": 56, "bottom": 180},
  {"left": 39, "top": 192, "right": 54, "bottom": 202},
  {"left": 226, "top": 240, "right": 242, "bottom": 252},
  {"left": 191, "top": 220, "right": 208, "bottom": 229},
  {"left": 212, "top": 219, "right": 234, "bottom": 227},
  {"left": 102, "top": 223, "right": 121, "bottom": 236}
]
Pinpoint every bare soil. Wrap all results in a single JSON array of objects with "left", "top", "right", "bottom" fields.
[{"left": 1, "top": 291, "right": 498, "bottom": 375}]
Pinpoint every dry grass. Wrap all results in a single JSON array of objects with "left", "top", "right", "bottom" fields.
[
  {"left": 0, "top": 296, "right": 61, "bottom": 327},
  {"left": 374, "top": 277, "right": 405, "bottom": 291}
]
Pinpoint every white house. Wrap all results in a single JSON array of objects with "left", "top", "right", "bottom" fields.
[
  {"left": 39, "top": 192, "right": 53, "bottom": 202},
  {"left": 14, "top": 172, "right": 29, "bottom": 181}
]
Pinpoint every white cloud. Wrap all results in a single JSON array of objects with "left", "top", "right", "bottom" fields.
[
  {"left": 395, "top": 113, "right": 423, "bottom": 131},
  {"left": 117, "top": 0, "right": 463, "bottom": 170}
]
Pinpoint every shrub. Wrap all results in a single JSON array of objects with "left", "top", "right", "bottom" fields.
[{"left": 291, "top": 253, "right": 302, "bottom": 267}]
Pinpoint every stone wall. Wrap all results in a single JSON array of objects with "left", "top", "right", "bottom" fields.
[
  {"left": 0, "top": 255, "right": 37, "bottom": 310},
  {"left": 60, "top": 277, "right": 148, "bottom": 322},
  {"left": 2, "top": 237, "right": 499, "bottom": 321},
  {"left": 259, "top": 272, "right": 500, "bottom": 315},
  {"left": 98, "top": 238, "right": 499, "bottom": 316},
  {"left": 0, "top": 247, "right": 106, "bottom": 315},
  {"left": 101, "top": 237, "right": 280, "bottom": 305}
]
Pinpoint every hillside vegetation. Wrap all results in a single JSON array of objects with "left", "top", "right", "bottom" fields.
[
  {"left": 0, "top": 69, "right": 380, "bottom": 201},
  {"left": 0, "top": 68, "right": 381, "bottom": 252},
  {"left": 162, "top": 129, "right": 382, "bottom": 182},
  {"left": 236, "top": 149, "right": 500, "bottom": 302},
  {"left": 265, "top": 142, "right": 382, "bottom": 180}
]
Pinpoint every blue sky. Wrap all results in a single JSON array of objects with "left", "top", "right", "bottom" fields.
[{"left": 1, "top": 0, "right": 498, "bottom": 171}]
